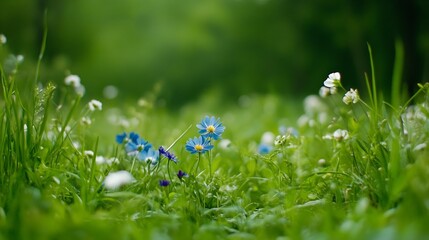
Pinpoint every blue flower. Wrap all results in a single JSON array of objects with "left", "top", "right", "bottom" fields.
[
  {"left": 138, "top": 147, "right": 159, "bottom": 165},
  {"left": 196, "top": 116, "right": 225, "bottom": 140},
  {"left": 116, "top": 132, "right": 127, "bottom": 144},
  {"left": 258, "top": 143, "right": 272, "bottom": 155},
  {"left": 159, "top": 146, "right": 178, "bottom": 163},
  {"left": 129, "top": 132, "right": 140, "bottom": 143},
  {"left": 125, "top": 133, "right": 152, "bottom": 156},
  {"left": 185, "top": 136, "right": 214, "bottom": 154},
  {"left": 177, "top": 170, "right": 188, "bottom": 179},
  {"left": 159, "top": 179, "right": 170, "bottom": 187}
]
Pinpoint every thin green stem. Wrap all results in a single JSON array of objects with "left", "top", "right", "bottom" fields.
[
  {"left": 167, "top": 158, "right": 172, "bottom": 182},
  {"left": 194, "top": 152, "right": 201, "bottom": 176},
  {"left": 208, "top": 149, "right": 212, "bottom": 178},
  {"left": 87, "top": 137, "right": 99, "bottom": 206},
  {"left": 130, "top": 157, "right": 137, "bottom": 173}
]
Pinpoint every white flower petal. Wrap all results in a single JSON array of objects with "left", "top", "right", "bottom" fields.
[
  {"left": 104, "top": 171, "right": 135, "bottom": 190},
  {"left": 65, "top": 75, "right": 81, "bottom": 88},
  {"left": 88, "top": 99, "right": 102, "bottom": 111}
]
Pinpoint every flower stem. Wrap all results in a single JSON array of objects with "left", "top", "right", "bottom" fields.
[
  {"left": 167, "top": 158, "right": 172, "bottom": 182},
  {"left": 130, "top": 157, "right": 136, "bottom": 173},
  {"left": 194, "top": 152, "right": 201, "bottom": 176},
  {"left": 208, "top": 149, "right": 212, "bottom": 178}
]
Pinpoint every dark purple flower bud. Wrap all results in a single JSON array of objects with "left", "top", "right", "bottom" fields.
[
  {"left": 158, "top": 146, "right": 178, "bottom": 163},
  {"left": 177, "top": 170, "right": 188, "bottom": 179},
  {"left": 159, "top": 179, "right": 170, "bottom": 187}
]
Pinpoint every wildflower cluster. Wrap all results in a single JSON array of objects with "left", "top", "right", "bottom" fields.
[
  {"left": 257, "top": 126, "right": 299, "bottom": 155},
  {"left": 108, "top": 117, "right": 225, "bottom": 189},
  {"left": 319, "top": 72, "right": 361, "bottom": 106},
  {"left": 185, "top": 116, "right": 225, "bottom": 154},
  {"left": 184, "top": 116, "right": 225, "bottom": 176},
  {"left": 320, "top": 72, "right": 341, "bottom": 97},
  {"left": 109, "top": 130, "right": 184, "bottom": 189},
  {"left": 63, "top": 74, "right": 102, "bottom": 126},
  {"left": 116, "top": 132, "right": 159, "bottom": 165}
]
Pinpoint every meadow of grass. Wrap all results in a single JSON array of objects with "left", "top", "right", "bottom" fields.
[{"left": 1, "top": 37, "right": 429, "bottom": 240}]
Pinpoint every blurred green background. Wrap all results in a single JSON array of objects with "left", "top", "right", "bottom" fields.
[{"left": 1, "top": 0, "right": 428, "bottom": 106}]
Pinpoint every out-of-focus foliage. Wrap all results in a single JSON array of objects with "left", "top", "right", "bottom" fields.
[{"left": 1, "top": 0, "right": 428, "bottom": 106}]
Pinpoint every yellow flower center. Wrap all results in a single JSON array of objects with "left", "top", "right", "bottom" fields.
[
  {"left": 195, "top": 144, "right": 204, "bottom": 151},
  {"left": 206, "top": 125, "right": 215, "bottom": 133}
]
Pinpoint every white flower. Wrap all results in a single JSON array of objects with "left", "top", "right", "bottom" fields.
[
  {"left": 261, "top": 131, "right": 275, "bottom": 145},
  {"left": 324, "top": 72, "right": 341, "bottom": 88},
  {"left": 219, "top": 139, "right": 232, "bottom": 149},
  {"left": 81, "top": 117, "right": 92, "bottom": 125},
  {"left": 319, "top": 86, "right": 331, "bottom": 97},
  {"left": 0, "top": 34, "right": 6, "bottom": 44},
  {"left": 96, "top": 156, "right": 118, "bottom": 165},
  {"left": 343, "top": 88, "right": 360, "bottom": 105},
  {"left": 16, "top": 55, "right": 24, "bottom": 63},
  {"left": 84, "top": 150, "right": 94, "bottom": 157},
  {"left": 72, "top": 141, "right": 80, "bottom": 149},
  {"left": 320, "top": 85, "right": 338, "bottom": 97},
  {"left": 297, "top": 115, "right": 310, "bottom": 127},
  {"left": 104, "top": 170, "right": 135, "bottom": 190},
  {"left": 75, "top": 85, "right": 86, "bottom": 96},
  {"left": 274, "top": 135, "right": 287, "bottom": 146},
  {"left": 304, "top": 95, "right": 328, "bottom": 115},
  {"left": 88, "top": 99, "right": 102, "bottom": 111},
  {"left": 64, "top": 75, "right": 81, "bottom": 88},
  {"left": 322, "top": 134, "right": 332, "bottom": 140},
  {"left": 318, "top": 159, "right": 327, "bottom": 167},
  {"left": 333, "top": 129, "right": 349, "bottom": 141},
  {"left": 96, "top": 156, "right": 106, "bottom": 165}
]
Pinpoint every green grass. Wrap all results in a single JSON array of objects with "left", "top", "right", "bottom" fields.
[{"left": 2, "top": 41, "right": 429, "bottom": 240}]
